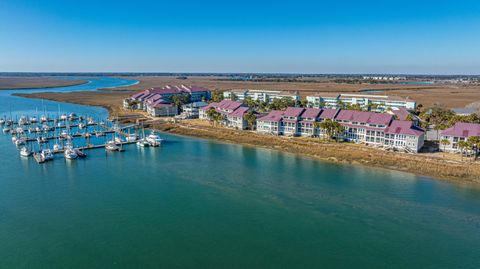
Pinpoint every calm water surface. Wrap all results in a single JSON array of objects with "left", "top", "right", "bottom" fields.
[{"left": 0, "top": 78, "right": 479, "bottom": 268}]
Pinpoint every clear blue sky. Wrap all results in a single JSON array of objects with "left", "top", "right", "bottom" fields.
[{"left": 1, "top": 0, "right": 480, "bottom": 74}]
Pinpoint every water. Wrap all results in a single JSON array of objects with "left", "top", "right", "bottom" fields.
[{"left": 1, "top": 78, "right": 480, "bottom": 268}]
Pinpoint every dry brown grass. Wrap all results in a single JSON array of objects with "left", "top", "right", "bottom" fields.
[
  {"left": 110, "top": 76, "right": 480, "bottom": 109},
  {"left": 0, "top": 77, "right": 87, "bottom": 90}
]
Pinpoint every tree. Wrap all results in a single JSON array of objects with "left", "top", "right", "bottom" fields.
[
  {"left": 467, "top": 136, "right": 480, "bottom": 160},
  {"left": 171, "top": 94, "right": 191, "bottom": 112},
  {"left": 440, "top": 138, "right": 450, "bottom": 157},
  {"left": 211, "top": 90, "right": 224, "bottom": 102},
  {"left": 206, "top": 107, "right": 222, "bottom": 126},
  {"left": 315, "top": 119, "right": 344, "bottom": 141},
  {"left": 244, "top": 111, "right": 257, "bottom": 130},
  {"left": 457, "top": 140, "right": 468, "bottom": 161},
  {"left": 243, "top": 96, "right": 256, "bottom": 108},
  {"left": 229, "top": 93, "right": 238, "bottom": 101}
]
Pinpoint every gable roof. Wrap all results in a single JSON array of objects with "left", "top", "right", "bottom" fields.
[
  {"left": 385, "top": 120, "right": 424, "bottom": 136},
  {"left": 441, "top": 122, "right": 480, "bottom": 138}
]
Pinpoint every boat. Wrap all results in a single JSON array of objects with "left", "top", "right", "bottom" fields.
[
  {"left": 6, "top": 119, "right": 14, "bottom": 126},
  {"left": 136, "top": 138, "right": 150, "bottom": 147},
  {"left": 95, "top": 131, "right": 105, "bottom": 137},
  {"left": 30, "top": 116, "right": 38, "bottom": 123},
  {"left": 60, "top": 114, "right": 68, "bottom": 120},
  {"left": 146, "top": 131, "right": 163, "bottom": 147},
  {"left": 18, "top": 116, "right": 29, "bottom": 125},
  {"left": 105, "top": 141, "right": 120, "bottom": 151},
  {"left": 78, "top": 123, "right": 85, "bottom": 129},
  {"left": 15, "top": 138, "right": 26, "bottom": 146},
  {"left": 20, "top": 147, "right": 32, "bottom": 157},
  {"left": 40, "top": 115, "right": 48, "bottom": 123},
  {"left": 73, "top": 148, "right": 87, "bottom": 158},
  {"left": 68, "top": 113, "right": 77, "bottom": 121},
  {"left": 33, "top": 153, "right": 46, "bottom": 164},
  {"left": 82, "top": 132, "right": 92, "bottom": 138},
  {"left": 41, "top": 149, "right": 54, "bottom": 161},
  {"left": 114, "top": 137, "right": 123, "bottom": 144},
  {"left": 64, "top": 148, "right": 78, "bottom": 160},
  {"left": 0, "top": 118, "right": 5, "bottom": 125},
  {"left": 3, "top": 127, "right": 10, "bottom": 133},
  {"left": 126, "top": 134, "right": 139, "bottom": 142},
  {"left": 37, "top": 136, "right": 48, "bottom": 144},
  {"left": 53, "top": 143, "right": 63, "bottom": 152}
]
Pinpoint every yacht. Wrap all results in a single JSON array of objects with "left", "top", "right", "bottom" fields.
[
  {"left": 60, "top": 114, "right": 68, "bottom": 120},
  {"left": 105, "top": 141, "right": 120, "bottom": 151},
  {"left": 20, "top": 147, "right": 32, "bottom": 157},
  {"left": 146, "top": 131, "right": 163, "bottom": 147},
  {"left": 78, "top": 123, "right": 85, "bottom": 129},
  {"left": 64, "top": 148, "right": 78, "bottom": 160},
  {"left": 18, "top": 116, "right": 29, "bottom": 125},
  {"left": 40, "top": 115, "right": 48, "bottom": 123},
  {"left": 0, "top": 118, "right": 5, "bottom": 125},
  {"left": 68, "top": 113, "right": 77, "bottom": 121},
  {"left": 30, "top": 116, "right": 38, "bottom": 124},
  {"left": 33, "top": 152, "right": 46, "bottom": 164},
  {"left": 114, "top": 137, "right": 123, "bottom": 144},
  {"left": 6, "top": 119, "right": 14, "bottom": 126},
  {"left": 15, "top": 138, "right": 26, "bottom": 146},
  {"left": 41, "top": 149, "right": 54, "bottom": 161},
  {"left": 3, "top": 127, "right": 10, "bottom": 133},
  {"left": 136, "top": 138, "right": 150, "bottom": 147}
]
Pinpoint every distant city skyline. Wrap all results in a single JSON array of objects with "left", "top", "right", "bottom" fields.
[{"left": 1, "top": 0, "right": 480, "bottom": 74}]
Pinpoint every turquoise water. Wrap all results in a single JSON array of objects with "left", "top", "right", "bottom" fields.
[{"left": 1, "top": 78, "right": 480, "bottom": 268}]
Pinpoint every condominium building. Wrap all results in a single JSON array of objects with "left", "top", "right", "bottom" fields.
[
  {"left": 256, "top": 108, "right": 425, "bottom": 152},
  {"left": 123, "top": 85, "right": 211, "bottom": 117},
  {"left": 440, "top": 122, "right": 480, "bottom": 152},
  {"left": 199, "top": 100, "right": 251, "bottom": 130},
  {"left": 306, "top": 93, "right": 416, "bottom": 111},
  {"left": 223, "top": 89, "right": 300, "bottom": 103}
]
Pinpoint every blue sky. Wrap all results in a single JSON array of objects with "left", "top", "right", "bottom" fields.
[{"left": 1, "top": 0, "right": 480, "bottom": 74}]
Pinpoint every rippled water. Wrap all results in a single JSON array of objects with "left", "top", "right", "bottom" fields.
[{"left": 0, "top": 78, "right": 479, "bottom": 268}]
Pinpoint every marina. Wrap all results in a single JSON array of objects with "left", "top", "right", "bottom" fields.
[{"left": 1, "top": 112, "right": 162, "bottom": 163}]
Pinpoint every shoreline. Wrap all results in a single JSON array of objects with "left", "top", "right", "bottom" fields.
[
  {"left": 0, "top": 79, "right": 88, "bottom": 90},
  {"left": 12, "top": 91, "right": 480, "bottom": 184}
]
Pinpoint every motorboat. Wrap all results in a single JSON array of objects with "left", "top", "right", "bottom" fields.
[
  {"left": 114, "top": 137, "right": 123, "bottom": 144},
  {"left": 30, "top": 116, "right": 38, "bottom": 123},
  {"left": 95, "top": 131, "right": 105, "bottom": 137},
  {"left": 78, "top": 123, "right": 85, "bottom": 129},
  {"left": 73, "top": 148, "right": 87, "bottom": 158},
  {"left": 40, "top": 115, "right": 48, "bottom": 123},
  {"left": 105, "top": 141, "right": 120, "bottom": 151},
  {"left": 3, "top": 127, "right": 10, "bottom": 133},
  {"left": 6, "top": 119, "right": 14, "bottom": 126},
  {"left": 18, "top": 116, "right": 29, "bottom": 125},
  {"left": 15, "top": 138, "right": 26, "bottom": 146},
  {"left": 68, "top": 113, "right": 77, "bottom": 121},
  {"left": 33, "top": 153, "right": 46, "bottom": 164},
  {"left": 0, "top": 118, "right": 5, "bottom": 125},
  {"left": 60, "top": 114, "right": 68, "bottom": 120},
  {"left": 64, "top": 148, "right": 78, "bottom": 160},
  {"left": 126, "top": 133, "right": 139, "bottom": 142},
  {"left": 41, "top": 149, "right": 54, "bottom": 161},
  {"left": 20, "top": 147, "right": 32, "bottom": 157},
  {"left": 146, "top": 131, "right": 163, "bottom": 147},
  {"left": 37, "top": 136, "right": 48, "bottom": 144},
  {"left": 136, "top": 138, "right": 150, "bottom": 147}
]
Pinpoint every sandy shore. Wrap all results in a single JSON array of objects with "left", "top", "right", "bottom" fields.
[{"left": 0, "top": 77, "right": 87, "bottom": 90}]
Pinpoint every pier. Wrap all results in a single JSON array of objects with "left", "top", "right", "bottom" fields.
[{"left": 1, "top": 113, "right": 163, "bottom": 164}]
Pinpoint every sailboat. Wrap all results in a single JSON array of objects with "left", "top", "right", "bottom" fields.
[{"left": 41, "top": 148, "right": 54, "bottom": 161}]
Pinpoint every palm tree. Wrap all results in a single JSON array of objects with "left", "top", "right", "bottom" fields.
[
  {"left": 440, "top": 138, "right": 450, "bottom": 157},
  {"left": 457, "top": 141, "right": 468, "bottom": 161},
  {"left": 244, "top": 111, "right": 257, "bottom": 130},
  {"left": 206, "top": 107, "right": 221, "bottom": 126},
  {"left": 467, "top": 136, "right": 480, "bottom": 161},
  {"left": 316, "top": 119, "right": 343, "bottom": 141}
]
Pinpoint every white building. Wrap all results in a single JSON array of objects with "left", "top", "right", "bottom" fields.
[
  {"left": 440, "top": 122, "right": 480, "bottom": 152},
  {"left": 199, "top": 100, "right": 251, "bottom": 130},
  {"left": 306, "top": 93, "right": 416, "bottom": 112},
  {"left": 223, "top": 89, "right": 300, "bottom": 103}
]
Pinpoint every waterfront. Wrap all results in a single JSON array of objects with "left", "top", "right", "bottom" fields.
[{"left": 1, "top": 78, "right": 480, "bottom": 268}]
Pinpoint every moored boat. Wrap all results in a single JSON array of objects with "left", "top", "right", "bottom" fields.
[{"left": 20, "top": 147, "right": 32, "bottom": 157}]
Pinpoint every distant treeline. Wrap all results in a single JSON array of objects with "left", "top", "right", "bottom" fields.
[{"left": 1, "top": 72, "right": 478, "bottom": 80}]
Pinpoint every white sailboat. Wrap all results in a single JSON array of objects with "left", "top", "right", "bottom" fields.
[{"left": 41, "top": 149, "right": 54, "bottom": 161}]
